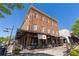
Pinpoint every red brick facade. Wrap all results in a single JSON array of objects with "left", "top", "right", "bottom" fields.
[
  {"left": 15, "top": 6, "right": 61, "bottom": 49},
  {"left": 21, "top": 6, "right": 59, "bottom": 37}
]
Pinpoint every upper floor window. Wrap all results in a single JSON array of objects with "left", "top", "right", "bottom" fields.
[
  {"left": 30, "top": 13, "right": 32, "bottom": 19},
  {"left": 40, "top": 26, "right": 44, "bottom": 32},
  {"left": 52, "top": 31, "right": 54, "bottom": 35},
  {"left": 48, "top": 19, "right": 50, "bottom": 23},
  {"left": 27, "top": 15, "right": 29, "bottom": 19},
  {"left": 43, "top": 17, "right": 45, "bottom": 21},
  {"left": 55, "top": 23, "right": 58, "bottom": 27},
  {"left": 26, "top": 26, "right": 29, "bottom": 30},
  {"left": 56, "top": 32, "right": 58, "bottom": 36},
  {"left": 33, "top": 11, "right": 37, "bottom": 19},
  {"left": 52, "top": 22, "right": 53, "bottom": 26},
  {"left": 40, "top": 15, "right": 43, "bottom": 21},
  {"left": 46, "top": 18, "right": 48, "bottom": 23},
  {"left": 28, "top": 12, "right": 32, "bottom": 19},
  {"left": 33, "top": 24, "right": 37, "bottom": 31},
  {"left": 47, "top": 29, "right": 50, "bottom": 34},
  {"left": 42, "top": 27, "right": 44, "bottom": 32}
]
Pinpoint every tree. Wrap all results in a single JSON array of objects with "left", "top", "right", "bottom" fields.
[
  {"left": 0, "top": 3, "right": 24, "bottom": 18},
  {"left": 72, "top": 18, "right": 79, "bottom": 36},
  {"left": 0, "top": 37, "right": 9, "bottom": 43}
]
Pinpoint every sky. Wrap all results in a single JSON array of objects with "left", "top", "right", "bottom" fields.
[{"left": 0, "top": 3, "right": 79, "bottom": 37}]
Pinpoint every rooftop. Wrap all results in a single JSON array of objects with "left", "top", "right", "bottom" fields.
[{"left": 28, "top": 5, "right": 57, "bottom": 22}]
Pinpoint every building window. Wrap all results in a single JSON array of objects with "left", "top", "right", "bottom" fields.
[
  {"left": 33, "top": 11, "right": 37, "bottom": 19},
  {"left": 54, "top": 23, "right": 57, "bottom": 28},
  {"left": 56, "top": 32, "right": 58, "bottom": 36},
  {"left": 52, "top": 22, "right": 53, "bottom": 25},
  {"left": 42, "top": 27, "right": 44, "bottom": 32},
  {"left": 30, "top": 13, "right": 33, "bottom": 17},
  {"left": 40, "top": 26, "right": 44, "bottom": 32},
  {"left": 47, "top": 29, "right": 50, "bottom": 34},
  {"left": 46, "top": 18, "right": 48, "bottom": 23},
  {"left": 52, "top": 31, "right": 54, "bottom": 35},
  {"left": 48, "top": 19, "right": 50, "bottom": 23},
  {"left": 27, "top": 15, "right": 29, "bottom": 19},
  {"left": 40, "top": 15, "right": 43, "bottom": 21},
  {"left": 33, "top": 24, "right": 37, "bottom": 31},
  {"left": 43, "top": 17, "right": 45, "bottom": 21},
  {"left": 26, "top": 26, "right": 29, "bottom": 30}
]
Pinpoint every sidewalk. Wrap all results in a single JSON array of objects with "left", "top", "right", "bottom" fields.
[{"left": 20, "top": 44, "right": 68, "bottom": 56}]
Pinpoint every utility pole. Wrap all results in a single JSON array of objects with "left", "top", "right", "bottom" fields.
[
  {"left": 8, "top": 25, "right": 14, "bottom": 45},
  {"left": 9, "top": 25, "right": 14, "bottom": 40},
  {"left": 3, "top": 25, "right": 14, "bottom": 45},
  {"left": 3, "top": 25, "right": 14, "bottom": 40}
]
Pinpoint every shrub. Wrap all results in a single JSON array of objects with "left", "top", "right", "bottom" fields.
[
  {"left": 12, "top": 48, "right": 21, "bottom": 55},
  {"left": 69, "top": 49, "right": 79, "bottom": 56},
  {"left": 67, "top": 43, "right": 73, "bottom": 49},
  {"left": 74, "top": 49, "right": 79, "bottom": 53}
]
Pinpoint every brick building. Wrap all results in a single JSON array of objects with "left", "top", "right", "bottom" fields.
[{"left": 15, "top": 6, "right": 61, "bottom": 49}]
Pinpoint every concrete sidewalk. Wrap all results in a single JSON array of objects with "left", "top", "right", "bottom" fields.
[{"left": 20, "top": 44, "right": 68, "bottom": 56}]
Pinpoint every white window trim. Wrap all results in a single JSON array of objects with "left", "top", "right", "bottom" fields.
[
  {"left": 42, "top": 27, "right": 44, "bottom": 32},
  {"left": 33, "top": 24, "right": 37, "bottom": 31},
  {"left": 47, "top": 29, "right": 50, "bottom": 34},
  {"left": 26, "top": 26, "right": 29, "bottom": 30},
  {"left": 33, "top": 12, "right": 37, "bottom": 19},
  {"left": 52, "top": 31, "right": 54, "bottom": 35}
]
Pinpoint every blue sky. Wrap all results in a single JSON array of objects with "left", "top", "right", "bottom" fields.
[{"left": 0, "top": 3, "right": 79, "bottom": 37}]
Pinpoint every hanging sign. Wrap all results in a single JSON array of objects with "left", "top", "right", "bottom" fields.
[{"left": 38, "top": 34, "right": 47, "bottom": 39}]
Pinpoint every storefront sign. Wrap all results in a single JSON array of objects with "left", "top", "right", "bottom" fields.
[{"left": 38, "top": 34, "right": 47, "bottom": 39}]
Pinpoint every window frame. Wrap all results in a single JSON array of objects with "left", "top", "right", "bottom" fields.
[
  {"left": 33, "top": 11, "right": 37, "bottom": 19},
  {"left": 33, "top": 24, "right": 38, "bottom": 31}
]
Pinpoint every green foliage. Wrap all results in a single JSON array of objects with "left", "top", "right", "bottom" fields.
[
  {"left": 16, "top": 4, "right": 24, "bottom": 9},
  {"left": 0, "top": 4, "right": 11, "bottom": 15},
  {"left": 0, "top": 13, "right": 4, "bottom": 17},
  {"left": 72, "top": 18, "right": 79, "bottom": 36},
  {"left": 69, "top": 49, "right": 79, "bottom": 56},
  {"left": 0, "top": 37, "right": 9, "bottom": 43},
  {"left": 67, "top": 43, "right": 73, "bottom": 49},
  {"left": 12, "top": 48, "right": 21, "bottom": 55},
  {"left": 0, "top": 3, "right": 24, "bottom": 18}
]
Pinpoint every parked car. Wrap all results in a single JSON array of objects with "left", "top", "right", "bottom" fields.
[{"left": 0, "top": 43, "right": 7, "bottom": 56}]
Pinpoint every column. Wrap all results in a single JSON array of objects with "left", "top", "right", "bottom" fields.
[
  {"left": 55, "top": 37, "right": 58, "bottom": 47},
  {"left": 26, "top": 34, "right": 29, "bottom": 46},
  {"left": 38, "top": 39, "right": 41, "bottom": 48},
  {"left": 45, "top": 39, "right": 48, "bottom": 47},
  {"left": 26, "top": 33, "right": 31, "bottom": 46},
  {"left": 51, "top": 37, "right": 54, "bottom": 47},
  {"left": 24, "top": 36, "right": 26, "bottom": 48}
]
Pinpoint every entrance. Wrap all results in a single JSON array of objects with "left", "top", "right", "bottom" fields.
[
  {"left": 47, "top": 36, "right": 53, "bottom": 48},
  {"left": 31, "top": 37, "right": 38, "bottom": 49}
]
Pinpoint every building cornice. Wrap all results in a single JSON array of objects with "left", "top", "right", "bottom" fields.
[{"left": 29, "top": 5, "right": 57, "bottom": 23}]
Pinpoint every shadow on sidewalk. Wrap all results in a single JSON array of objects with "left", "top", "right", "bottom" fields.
[
  {"left": 19, "top": 53, "right": 54, "bottom": 56},
  {"left": 63, "top": 51, "right": 68, "bottom": 56},
  {"left": 6, "top": 53, "right": 54, "bottom": 56}
]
